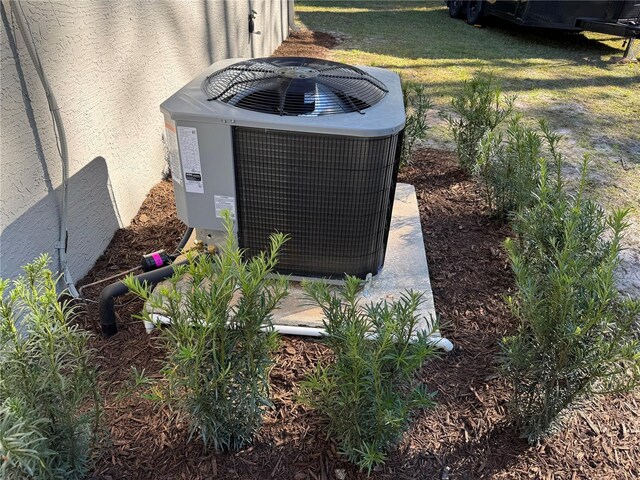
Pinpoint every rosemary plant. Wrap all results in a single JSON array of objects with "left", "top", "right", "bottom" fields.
[
  {"left": 501, "top": 157, "right": 640, "bottom": 444},
  {"left": 476, "top": 116, "right": 545, "bottom": 220},
  {"left": 446, "top": 72, "right": 515, "bottom": 173},
  {"left": 401, "top": 82, "right": 432, "bottom": 166},
  {"left": 300, "top": 277, "right": 438, "bottom": 474},
  {"left": 124, "top": 213, "right": 288, "bottom": 452},
  {"left": 0, "top": 255, "right": 100, "bottom": 480}
]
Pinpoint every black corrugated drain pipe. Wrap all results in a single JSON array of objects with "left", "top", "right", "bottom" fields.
[
  {"left": 99, "top": 259, "right": 188, "bottom": 337},
  {"left": 99, "top": 226, "right": 193, "bottom": 336},
  {"left": 175, "top": 226, "right": 194, "bottom": 253}
]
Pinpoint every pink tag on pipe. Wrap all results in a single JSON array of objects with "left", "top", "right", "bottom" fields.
[{"left": 151, "top": 252, "right": 163, "bottom": 267}]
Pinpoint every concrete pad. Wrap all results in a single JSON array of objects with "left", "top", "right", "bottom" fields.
[
  {"left": 271, "top": 183, "right": 451, "bottom": 350},
  {"left": 146, "top": 183, "right": 452, "bottom": 351}
]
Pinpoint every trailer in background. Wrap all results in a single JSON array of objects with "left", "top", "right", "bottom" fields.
[{"left": 447, "top": 0, "right": 640, "bottom": 54}]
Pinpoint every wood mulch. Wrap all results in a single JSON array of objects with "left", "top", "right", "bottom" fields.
[
  {"left": 80, "top": 31, "right": 640, "bottom": 480},
  {"left": 271, "top": 29, "right": 340, "bottom": 58}
]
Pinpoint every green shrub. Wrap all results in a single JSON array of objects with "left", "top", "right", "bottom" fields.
[
  {"left": 0, "top": 255, "right": 100, "bottom": 480},
  {"left": 476, "top": 116, "right": 546, "bottom": 220},
  {"left": 447, "top": 72, "right": 515, "bottom": 172},
  {"left": 401, "top": 82, "right": 432, "bottom": 166},
  {"left": 124, "top": 214, "right": 288, "bottom": 452},
  {"left": 501, "top": 157, "right": 640, "bottom": 444},
  {"left": 299, "top": 277, "right": 438, "bottom": 474}
]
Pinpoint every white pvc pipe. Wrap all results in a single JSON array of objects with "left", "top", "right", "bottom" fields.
[
  {"left": 429, "top": 336, "right": 454, "bottom": 352},
  {"left": 274, "top": 324, "right": 454, "bottom": 351},
  {"left": 273, "top": 324, "right": 324, "bottom": 337},
  {"left": 149, "top": 313, "right": 453, "bottom": 351}
]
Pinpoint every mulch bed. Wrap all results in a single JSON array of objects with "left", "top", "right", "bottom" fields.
[
  {"left": 80, "top": 32, "right": 639, "bottom": 480},
  {"left": 271, "top": 29, "right": 340, "bottom": 58}
]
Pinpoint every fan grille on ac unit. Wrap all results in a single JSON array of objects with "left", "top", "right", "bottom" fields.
[{"left": 203, "top": 57, "right": 388, "bottom": 116}]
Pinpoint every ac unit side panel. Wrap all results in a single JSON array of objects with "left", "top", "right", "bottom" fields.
[
  {"left": 232, "top": 127, "right": 402, "bottom": 279},
  {"left": 169, "top": 121, "right": 236, "bottom": 233}
]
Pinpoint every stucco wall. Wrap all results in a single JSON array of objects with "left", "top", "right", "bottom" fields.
[{"left": 0, "top": 0, "right": 289, "bottom": 283}]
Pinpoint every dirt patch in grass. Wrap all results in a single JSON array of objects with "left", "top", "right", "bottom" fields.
[
  {"left": 272, "top": 29, "right": 341, "bottom": 57},
  {"left": 81, "top": 29, "right": 639, "bottom": 480}
]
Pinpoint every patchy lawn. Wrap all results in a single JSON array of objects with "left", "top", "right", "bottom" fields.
[{"left": 296, "top": 0, "right": 640, "bottom": 296}]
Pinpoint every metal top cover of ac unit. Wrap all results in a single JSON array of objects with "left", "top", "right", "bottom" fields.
[{"left": 161, "top": 57, "right": 405, "bottom": 137}]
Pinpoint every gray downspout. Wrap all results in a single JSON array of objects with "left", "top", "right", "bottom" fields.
[{"left": 288, "top": 0, "right": 298, "bottom": 32}]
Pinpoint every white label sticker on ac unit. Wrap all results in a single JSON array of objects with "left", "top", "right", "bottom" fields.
[
  {"left": 165, "top": 122, "right": 182, "bottom": 185},
  {"left": 214, "top": 195, "right": 236, "bottom": 219},
  {"left": 177, "top": 126, "right": 204, "bottom": 194}
]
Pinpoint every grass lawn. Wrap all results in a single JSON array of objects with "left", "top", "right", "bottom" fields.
[{"left": 296, "top": 0, "right": 640, "bottom": 294}]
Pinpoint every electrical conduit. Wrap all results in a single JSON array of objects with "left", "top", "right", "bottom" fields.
[{"left": 11, "top": 1, "right": 78, "bottom": 296}]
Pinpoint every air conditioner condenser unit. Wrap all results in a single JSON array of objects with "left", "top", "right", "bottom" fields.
[{"left": 160, "top": 57, "right": 405, "bottom": 280}]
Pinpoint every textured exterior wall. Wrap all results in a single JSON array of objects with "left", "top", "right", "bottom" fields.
[{"left": 0, "top": 0, "right": 289, "bottom": 282}]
